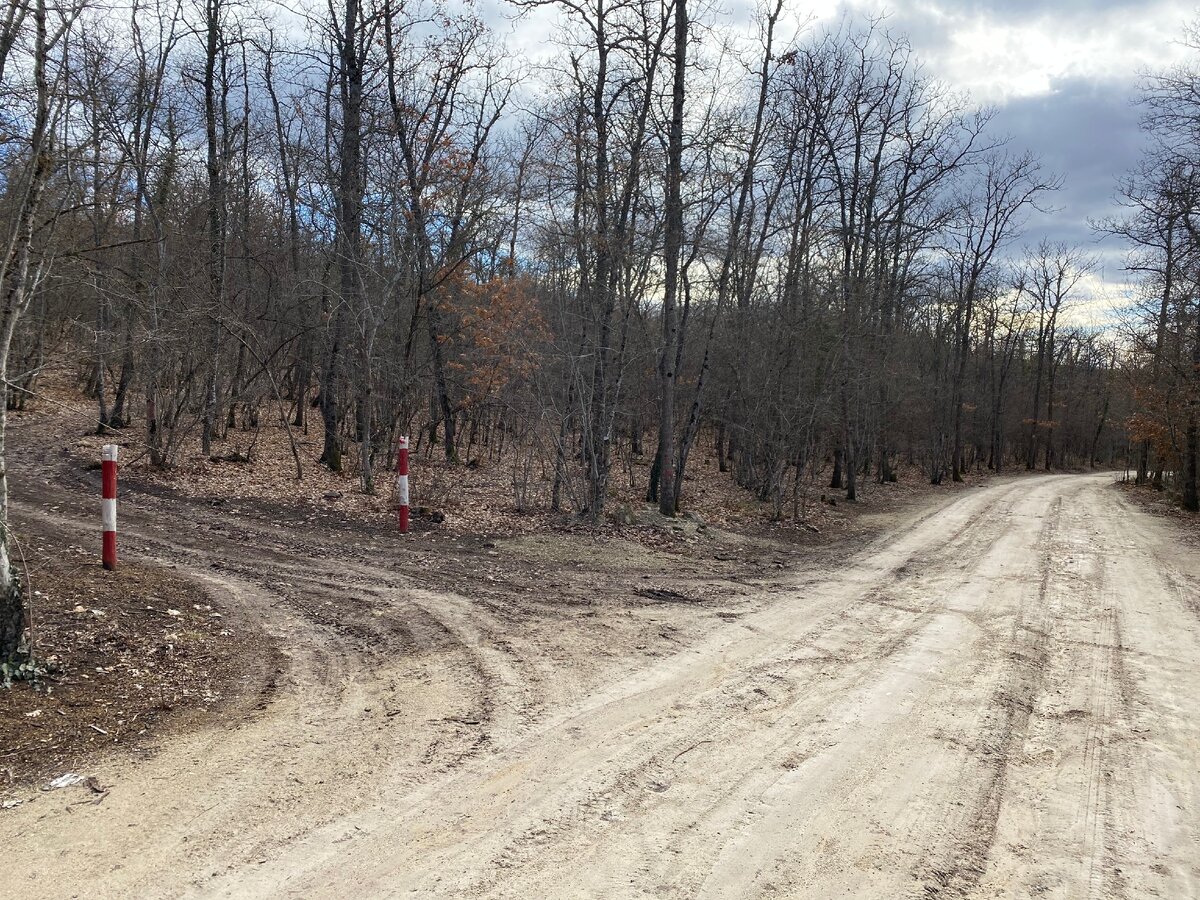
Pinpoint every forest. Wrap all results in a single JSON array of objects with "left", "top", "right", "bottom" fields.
[{"left": 1, "top": 0, "right": 1198, "bottom": 664}]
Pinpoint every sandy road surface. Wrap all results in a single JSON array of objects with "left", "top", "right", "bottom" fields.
[{"left": 4, "top": 471, "right": 1199, "bottom": 899}]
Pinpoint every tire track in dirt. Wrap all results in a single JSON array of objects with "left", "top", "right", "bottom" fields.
[
  {"left": 448, "top": 479, "right": 1043, "bottom": 895},
  {"left": 189, "top": 476, "right": 1054, "bottom": 898},
  {"left": 676, "top": 479, "right": 1070, "bottom": 900},
  {"left": 3, "top": 494, "right": 520, "bottom": 893},
  {"left": 912, "top": 494, "right": 1064, "bottom": 898},
  {"left": 6, "top": 464, "right": 1199, "bottom": 900},
  {"left": 971, "top": 476, "right": 1197, "bottom": 900},
  {"left": 4, "top": 419, "right": 753, "bottom": 897}
]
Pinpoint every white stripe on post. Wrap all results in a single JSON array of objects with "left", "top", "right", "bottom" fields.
[
  {"left": 102, "top": 498, "right": 117, "bottom": 532},
  {"left": 101, "top": 444, "right": 118, "bottom": 570}
]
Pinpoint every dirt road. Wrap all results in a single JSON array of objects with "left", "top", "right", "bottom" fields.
[{"left": 4, "top": 471, "right": 1199, "bottom": 898}]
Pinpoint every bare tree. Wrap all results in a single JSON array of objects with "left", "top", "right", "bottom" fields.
[
  {"left": 655, "top": 0, "right": 686, "bottom": 516},
  {"left": 946, "top": 151, "right": 1056, "bottom": 481},
  {"left": 1, "top": 0, "right": 81, "bottom": 663},
  {"left": 1017, "top": 241, "right": 1092, "bottom": 470}
]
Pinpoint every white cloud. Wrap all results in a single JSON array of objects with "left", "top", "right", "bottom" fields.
[
  {"left": 800, "top": 1, "right": 1197, "bottom": 104},
  {"left": 1061, "top": 271, "right": 1139, "bottom": 329},
  {"left": 937, "top": 8, "right": 1192, "bottom": 103}
]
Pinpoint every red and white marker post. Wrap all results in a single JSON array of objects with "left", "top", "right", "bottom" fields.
[
  {"left": 101, "top": 444, "right": 118, "bottom": 570},
  {"left": 395, "top": 435, "right": 410, "bottom": 534}
]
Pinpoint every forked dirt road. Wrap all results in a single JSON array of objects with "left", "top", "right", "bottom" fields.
[{"left": 4, "top": 470, "right": 1199, "bottom": 898}]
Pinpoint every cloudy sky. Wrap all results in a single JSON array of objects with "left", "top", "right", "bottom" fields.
[
  {"left": 802, "top": 0, "right": 1196, "bottom": 313},
  {"left": 486, "top": 0, "right": 1197, "bottom": 321}
]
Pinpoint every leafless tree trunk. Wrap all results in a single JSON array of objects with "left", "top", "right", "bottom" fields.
[
  {"left": 1, "top": 0, "right": 76, "bottom": 662},
  {"left": 199, "top": 0, "right": 228, "bottom": 457},
  {"left": 655, "top": 0, "right": 686, "bottom": 516}
]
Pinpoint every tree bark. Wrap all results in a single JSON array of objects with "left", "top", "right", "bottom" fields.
[
  {"left": 200, "top": 0, "right": 227, "bottom": 457},
  {"left": 655, "top": 0, "right": 686, "bottom": 516},
  {"left": 1184, "top": 303, "right": 1200, "bottom": 511},
  {"left": 324, "top": 0, "right": 366, "bottom": 473},
  {"left": 0, "top": 0, "right": 55, "bottom": 662}
]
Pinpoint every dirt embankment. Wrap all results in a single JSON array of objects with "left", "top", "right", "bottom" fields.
[{"left": 0, "top": 546, "right": 275, "bottom": 791}]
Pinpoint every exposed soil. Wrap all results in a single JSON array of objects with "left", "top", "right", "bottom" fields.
[
  {"left": 2, "top": 390, "right": 944, "bottom": 796},
  {"left": 3, "top": 389, "right": 1197, "bottom": 899}
]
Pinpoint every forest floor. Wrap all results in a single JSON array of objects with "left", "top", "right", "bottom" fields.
[
  {"left": 24, "top": 366, "right": 958, "bottom": 541},
  {"left": 1, "top": 386, "right": 1198, "bottom": 898}
]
